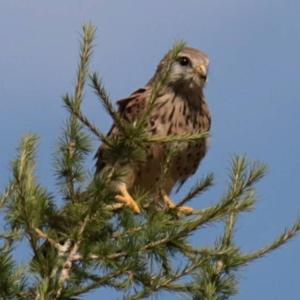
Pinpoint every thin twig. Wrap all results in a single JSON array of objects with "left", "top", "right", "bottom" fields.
[
  {"left": 89, "top": 72, "right": 125, "bottom": 132},
  {"left": 176, "top": 173, "right": 214, "bottom": 208},
  {"left": 55, "top": 216, "right": 89, "bottom": 299},
  {"left": 234, "top": 218, "right": 300, "bottom": 267},
  {"left": 64, "top": 95, "right": 110, "bottom": 145},
  {"left": 34, "top": 228, "right": 66, "bottom": 253},
  {"left": 69, "top": 268, "right": 130, "bottom": 297},
  {"left": 145, "top": 131, "right": 209, "bottom": 144}
]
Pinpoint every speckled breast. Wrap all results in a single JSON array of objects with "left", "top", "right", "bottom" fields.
[{"left": 135, "top": 93, "right": 211, "bottom": 193}]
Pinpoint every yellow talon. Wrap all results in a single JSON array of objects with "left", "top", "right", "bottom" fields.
[
  {"left": 162, "top": 192, "right": 193, "bottom": 215},
  {"left": 115, "top": 184, "right": 141, "bottom": 213},
  {"left": 175, "top": 206, "right": 194, "bottom": 215}
]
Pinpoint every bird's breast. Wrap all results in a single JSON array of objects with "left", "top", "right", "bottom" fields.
[
  {"left": 147, "top": 92, "right": 210, "bottom": 137},
  {"left": 133, "top": 92, "right": 210, "bottom": 192}
]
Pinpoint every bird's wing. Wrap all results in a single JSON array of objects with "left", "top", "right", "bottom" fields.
[
  {"left": 95, "top": 87, "right": 150, "bottom": 173},
  {"left": 116, "top": 87, "right": 150, "bottom": 121}
]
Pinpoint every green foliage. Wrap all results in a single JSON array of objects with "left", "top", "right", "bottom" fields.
[
  {"left": 0, "top": 246, "right": 26, "bottom": 299},
  {"left": 0, "top": 23, "right": 299, "bottom": 300}
]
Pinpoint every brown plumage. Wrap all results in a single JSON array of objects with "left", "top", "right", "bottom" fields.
[{"left": 96, "top": 47, "right": 211, "bottom": 213}]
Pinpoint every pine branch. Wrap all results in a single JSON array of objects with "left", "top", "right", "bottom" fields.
[
  {"left": 52, "top": 174, "right": 118, "bottom": 298},
  {"left": 63, "top": 94, "right": 109, "bottom": 145},
  {"left": 0, "top": 183, "right": 15, "bottom": 209},
  {"left": 234, "top": 217, "right": 300, "bottom": 266},
  {"left": 223, "top": 157, "right": 247, "bottom": 247},
  {"left": 0, "top": 246, "right": 26, "bottom": 299},
  {"left": 145, "top": 130, "right": 209, "bottom": 144},
  {"left": 9, "top": 135, "right": 44, "bottom": 255},
  {"left": 55, "top": 215, "right": 90, "bottom": 299},
  {"left": 55, "top": 24, "right": 95, "bottom": 203},
  {"left": 222, "top": 156, "right": 267, "bottom": 248},
  {"left": 125, "top": 256, "right": 210, "bottom": 300},
  {"left": 65, "top": 268, "right": 130, "bottom": 297},
  {"left": 180, "top": 190, "right": 255, "bottom": 237},
  {"left": 34, "top": 227, "right": 67, "bottom": 254},
  {"left": 89, "top": 72, "right": 125, "bottom": 132},
  {"left": 176, "top": 173, "right": 214, "bottom": 208},
  {"left": 72, "top": 23, "right": 95, "bottom": 115}
]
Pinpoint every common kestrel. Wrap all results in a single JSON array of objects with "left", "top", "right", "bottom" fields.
[{"left": 96, "top": 47, "right": 211, "bottom": 214}]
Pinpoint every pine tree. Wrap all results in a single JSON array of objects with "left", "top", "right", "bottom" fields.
[{"left": 0, "top": 23, "right": 299, "bottom": 300}]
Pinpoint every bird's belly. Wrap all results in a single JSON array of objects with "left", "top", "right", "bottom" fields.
[
  {"left": 133, "top": 139, "right": 207, "bottom": 194},
  {"left": 132, "top": 96, "right": 210, "bottom": 194}
]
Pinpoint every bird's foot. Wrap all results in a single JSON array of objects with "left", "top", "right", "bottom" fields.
[
  {"left": 115, "top": 185, "right": 141, "bottom": 213},
  {"left": 162, "top": 192, "right": 193, "bottom": 215},
  {"left": 175, "top": 205, "right": 194, "bottom": 215}
]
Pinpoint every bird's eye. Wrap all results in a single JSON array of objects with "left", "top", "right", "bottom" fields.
[{"left": 177, "top": 56, "right": 191, "bottom": 67}]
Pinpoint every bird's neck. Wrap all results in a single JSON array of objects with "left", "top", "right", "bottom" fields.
[{"left": 170, "top": 84, "right": 205, "bottom": 110}]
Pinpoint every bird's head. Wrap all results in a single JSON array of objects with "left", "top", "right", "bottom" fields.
[
  {"left": 149, "top": 47, "right": 209, "bottom": 92},
  {"left": 169, "top": 47, "right": 209, "bottom": 90}
]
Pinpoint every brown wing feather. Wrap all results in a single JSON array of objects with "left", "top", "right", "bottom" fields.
[{"left": 95, "top": 87, "right": 150, "bottom": 173}]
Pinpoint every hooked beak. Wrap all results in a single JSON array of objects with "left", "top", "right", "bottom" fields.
[{"left": 193, "top": 64, "right": 207, "bottom": 82}]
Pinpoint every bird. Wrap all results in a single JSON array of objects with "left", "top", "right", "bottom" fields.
[{"left": 95, "top": 47, "right": 211, "bottom": 214}]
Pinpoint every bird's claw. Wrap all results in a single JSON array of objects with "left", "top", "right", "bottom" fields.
[
  {"left": 162, "top": 192, "right": 193, "bottom": 215},
  {"left": 115, "top": 187, "right": 141, "bottom": 213},
  {"left": 175, "top": 205, "right": 193, "bottom": 215}
]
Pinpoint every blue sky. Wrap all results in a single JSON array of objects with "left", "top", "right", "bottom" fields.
[{"left": 1, "top": 1, "right": 300, "bottom": 299}]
